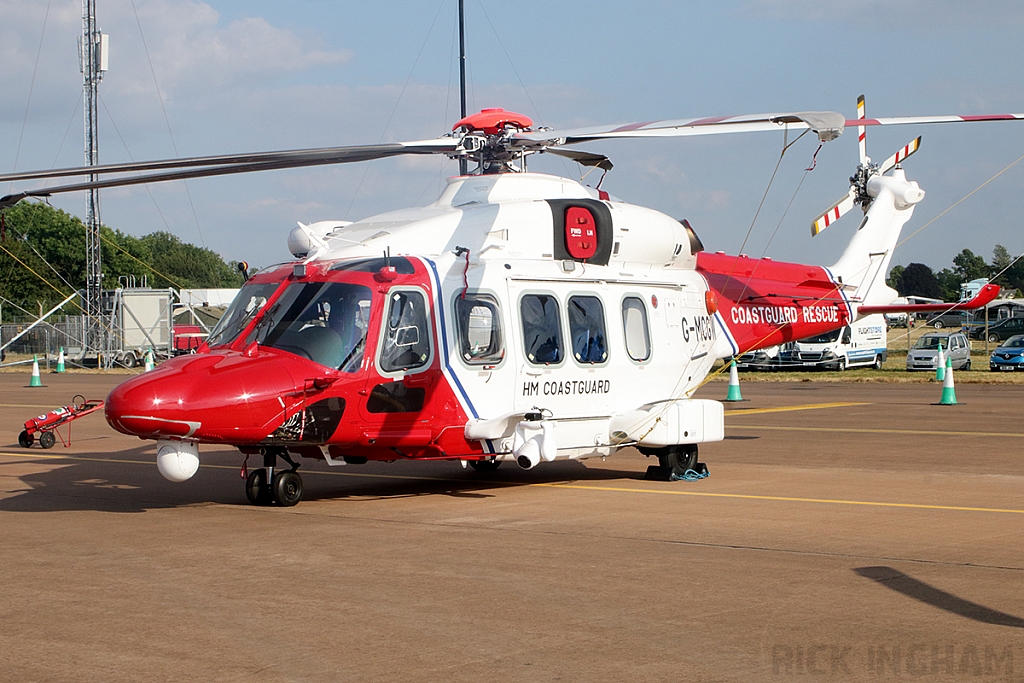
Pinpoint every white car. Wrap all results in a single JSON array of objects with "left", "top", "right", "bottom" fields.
[{"left": 906, "top": 332, "right": 971, "bottom": 371}]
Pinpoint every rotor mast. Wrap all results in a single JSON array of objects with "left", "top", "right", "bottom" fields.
[{"left": 80, "top": 0, "right": 107, "bottom": 357}]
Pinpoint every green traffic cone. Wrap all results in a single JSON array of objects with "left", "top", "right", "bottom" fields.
[
  {"left": 144, "top": 348, "right": 155, "bottom": 372},
  {"left": 55, "top": 346, "right": 66, "bottom": 373},
  {"left": 29, "top": 355, "right": 43, "bottom": 387},
  {"left": 935, "top": 342, "right": 945, "bottom": 382},
  {"left": 939, "top": 355, "right": 957, "bottom": 405},
  {"left": 725, "top": 359, "right": 743, "bottom": 402}
]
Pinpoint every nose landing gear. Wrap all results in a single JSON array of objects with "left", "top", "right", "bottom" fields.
[{"left": 245, "top": 447, "right": 304, "bottom": 506}]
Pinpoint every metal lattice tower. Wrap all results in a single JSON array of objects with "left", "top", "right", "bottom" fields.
[{"left": 80, "top": 0, "right": 106, "bottom": 355}]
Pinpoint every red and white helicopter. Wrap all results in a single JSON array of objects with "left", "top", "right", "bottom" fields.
[{"left": 0, "top": 98, "right": 1017, "bottom": 505}]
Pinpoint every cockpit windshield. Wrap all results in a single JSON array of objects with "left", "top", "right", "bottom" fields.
[
  {"left": 207, "top": 282, "right": 280, "bottom": 348},
  {"left": 245, "top": 281, "right": 372, "bottom": 371},
  {"left": 914, "top": 336, "right": 949, "bottom": 350},
  {"left": 800, "top": 328, "right": 843, "bottom": 344}
]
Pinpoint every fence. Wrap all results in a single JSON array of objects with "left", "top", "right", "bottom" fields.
[{"left": 0, "top": 316, "right": 89, "bottom": 360}]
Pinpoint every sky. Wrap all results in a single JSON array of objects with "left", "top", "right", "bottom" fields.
[{"left": 2, "top": 0, "right": 1023, "bottom": 276}]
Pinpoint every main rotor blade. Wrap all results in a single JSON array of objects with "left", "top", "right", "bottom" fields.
[
  {"left": 846, "top": 113, "right": 1024, "bottom": 128},
  {"left": 514, "top": 111, "right": 848, "bottom": 146},
  {"left": 0, "top": 139, "right": 459, "bottom": 209},
  {"left": 545, "top": 148, "right": 613, "bottom": 170}
]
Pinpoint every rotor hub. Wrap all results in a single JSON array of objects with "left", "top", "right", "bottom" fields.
[{"left": 452, "top": 108, "right": 533, "bottom": 135}]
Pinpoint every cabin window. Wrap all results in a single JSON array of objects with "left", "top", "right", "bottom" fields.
[
  {"left": 379, "top": 290, "right": 432, "bottom": 373},
  {"left": 568, "top": 295, "right": 608, "bottom": 364},
  {"left": 521, "top": 294, "right": 563, "bottom": 365},
  {"left": 246, "top": 282, "right": 371, "bottom": 371},
  {"left": 622, "top": 296, "right": 651, "bottom": 361},
  {"left": 455, "top": 294, "right": 504, "bottom": 365}
]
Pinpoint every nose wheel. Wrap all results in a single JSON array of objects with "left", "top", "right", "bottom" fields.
[{"left": 245, "top": 448, "right": 303, "bottom": 506}]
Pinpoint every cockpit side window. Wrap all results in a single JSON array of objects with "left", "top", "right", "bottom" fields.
[
  {"left": 248, "top": 282, "right": 372, "bottom": 371},
  {"left": 455, "top": 294, "right": 504, "bottom": 365},
  {"left": 379, "top": 290, "right": 432, "bottom": 373}
]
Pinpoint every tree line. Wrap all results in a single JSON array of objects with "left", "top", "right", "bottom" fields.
[
  {"left": 887, "top": 246, "right": 1021, "bottom": 301},
  {"left": 0, "top": 202, "right": 245, "bottom": 320}
]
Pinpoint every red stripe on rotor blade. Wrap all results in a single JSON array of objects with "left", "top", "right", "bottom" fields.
[
  {"left": 833, "top": 206, "right": 840, "bottom": 220},
  {"left": 685, "top": 116, "right": 732, "bottom": 127},
  {"left": 610, "top": 121, "right": 660, "bottom": 132},
  {"left": 845, "top": 118, "right": 881, "bottom": 127},
  {"left": 961, "top": 114, "right": 1016, "bottom": 121}
]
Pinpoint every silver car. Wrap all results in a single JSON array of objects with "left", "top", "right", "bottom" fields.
[{"left": 906, "top": 332, "right": 971, "bottom": 371}]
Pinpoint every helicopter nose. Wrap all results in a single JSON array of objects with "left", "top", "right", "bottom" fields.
[{"left": 105, "top": 351, "right": 301, "bottom": 443}]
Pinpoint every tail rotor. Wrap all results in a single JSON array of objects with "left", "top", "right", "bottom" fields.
[{"left": 811, "top": 94, "right": 923, "bottom": 237}]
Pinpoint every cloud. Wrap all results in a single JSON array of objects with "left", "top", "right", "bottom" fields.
[
  {"left": 105, "top": 0, "right": 351, "bottom": 100},
  {"left": 0, "top": 0, "right": 351, "bottom": 119}
]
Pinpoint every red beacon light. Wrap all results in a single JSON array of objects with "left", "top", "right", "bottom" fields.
[{"left": 453, "top": 108, "right": 533, "bottom": 134}]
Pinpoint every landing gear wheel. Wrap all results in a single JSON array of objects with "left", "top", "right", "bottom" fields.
[
  {"left": 658, "top": 445, "right": 698, "bottom": 478},
  {"left": 272, "top": 471, "right": 303, "bottom": 507},
  {"left": 245, "top": 469, "right": 272, "bottom": 506},
  {"left": 38, "top": 432, "right": 56, "bottom": 449},
  {"left": 469, "top": 458, "right": 501, "bottom": 472},
  {"left": 18, "top": 430, "right": 33, "bottom": 448}
]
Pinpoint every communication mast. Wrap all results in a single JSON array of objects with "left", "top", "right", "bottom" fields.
[{"left": 79, "top": 0, "right": 107, "bottom": 357}]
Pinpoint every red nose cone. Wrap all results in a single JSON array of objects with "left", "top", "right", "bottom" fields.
[{"left": 105, "top": 350, "right": 301, "bottom": 443}]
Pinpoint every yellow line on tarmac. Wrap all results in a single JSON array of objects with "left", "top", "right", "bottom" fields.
[
  {"left": 532, "top": 483, "right": 1024, "bottom": 515},
  {"left": 4, "top": 451, "right": 1022, "bottom": 516},
  {"left": 724, "top": 401, "right": 869, "bottom": 416},
  {"left": 727, "top": 424, "right": 1024, "bottom": 438}
]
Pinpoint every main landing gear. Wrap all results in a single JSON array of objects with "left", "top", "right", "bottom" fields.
[
  {"left": 245, "top": 447, "right": 303, "bottom": 507},
  {"left": 640, "top": 444, "right": 703, "bottom": 481}
]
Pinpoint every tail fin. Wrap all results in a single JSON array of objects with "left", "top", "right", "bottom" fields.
[{"left": 829, "top": 167, "right": 924, "bottom": 311}]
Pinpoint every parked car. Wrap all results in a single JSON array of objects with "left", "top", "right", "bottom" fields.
[
  {"left": 884, "top": 312, "right": 908, "bottom": 328},
  {"left": 736, "top": 345, "right": 780, "bottom": 370},
  {"left": 906, "top": 332, "right": 971, "bottom": 371},
  {"left": 968, "top": 316, "right": 1024, "bottom": 343},
  {"left": 989, "top": 334, "right": 1024, "bottom": 372},
  {"left": 925, "top": 311, "right": 967, "bottom": 329}
]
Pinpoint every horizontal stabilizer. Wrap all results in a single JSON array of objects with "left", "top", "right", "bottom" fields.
[{"left": 858, "top": 284, "right": 1001, "bottom": 314}]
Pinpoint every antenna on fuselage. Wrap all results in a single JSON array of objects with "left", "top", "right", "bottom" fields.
[{"left": 458, "top": 0, "right": 468, "bottom": 176}]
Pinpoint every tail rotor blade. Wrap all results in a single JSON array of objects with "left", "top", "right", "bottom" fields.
[
  {"left": 879, "top": 136, "right": 922, "bottom": 175},
  {"left": 857, "top": 94, "right": 867, "bottom": 166},
  {"left": 811, "top": 187, "right": 857, "bottom": 236}
]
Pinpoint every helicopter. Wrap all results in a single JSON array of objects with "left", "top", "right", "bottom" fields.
[{"left": 0, "top": 99, "right": 1016, "bottom": 506}]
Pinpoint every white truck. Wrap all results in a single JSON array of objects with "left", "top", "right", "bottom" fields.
[{"left": 779, "top": 314, "right": 888, "bottom": 370}]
